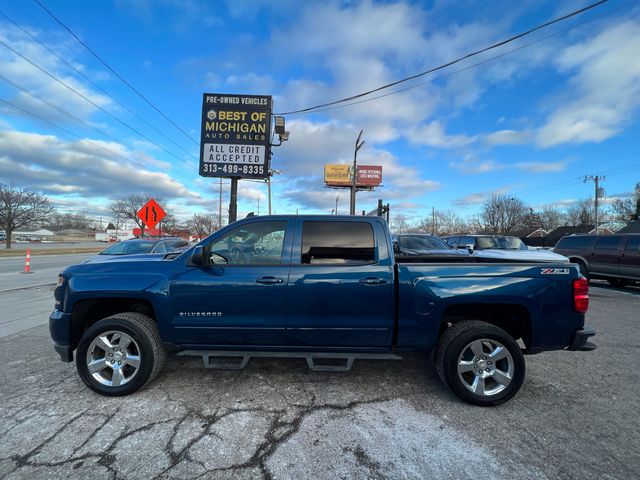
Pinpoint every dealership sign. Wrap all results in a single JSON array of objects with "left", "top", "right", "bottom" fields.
[
  {"left": 324, "top": 164, "right": 383, "bottom": 187},
  {"left": 199, "top": 93, "right": 272, "bottom": 179}
]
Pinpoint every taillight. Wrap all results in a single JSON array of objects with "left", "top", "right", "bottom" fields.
[{"left": 573, "top": 278, "right": 589, "bottom": 313}]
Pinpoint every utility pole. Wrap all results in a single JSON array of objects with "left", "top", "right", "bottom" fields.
[
  {"left": 584, "top": 175, "right": 605, "bottom": 234},
  {"left": 350, "top": 130, "right": 365, "bottom": 215},
  {"left": 267, "top": 169, "right": 280, "bottom": 215},
  {"left": 229, "top": 178, "right": 238, "bottom": 224},
  {"left": 218, "top": 178, "right": 223, "bottom": 230},
  {"left": 335, "top": 196, "right": 339, "bottom": 215}
]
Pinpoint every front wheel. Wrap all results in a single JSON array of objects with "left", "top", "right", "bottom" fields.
[
  {"left": 434, "top": 320, "right": 525, "bottom": 406},
  {"left": 76, "top": 312, "right": 166, "bottom": 396}
]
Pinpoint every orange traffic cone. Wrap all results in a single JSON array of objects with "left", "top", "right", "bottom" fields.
[{"left": 23, "top": 248, "right": 32, "bottom": 274}]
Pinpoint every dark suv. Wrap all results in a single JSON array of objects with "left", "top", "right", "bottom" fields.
[{"left": 553, "top": 234, "right": 640, "bottom": 286}]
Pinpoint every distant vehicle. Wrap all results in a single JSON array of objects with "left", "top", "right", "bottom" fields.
[
  {"left": 443, "top": 235, "right": 569, "bottom": 263},
  {"left": 553, "top": 234, "right": 640, "bottom": 286},
  {"left": 89, "top": 237, "right": 189, "bottom": 261},
  {"left": 392, "top": 234, "right": 468, "bottom": 257}
]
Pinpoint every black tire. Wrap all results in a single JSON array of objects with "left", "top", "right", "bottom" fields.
[
  {"left": 76, "top": 312, "right": 167, "bottom": 396},
  {"left": 434, "top": 320, "right": 525, "bottom": 406},
  {"left": 574, "top": 260, "right": 590, "bottom": 282}
]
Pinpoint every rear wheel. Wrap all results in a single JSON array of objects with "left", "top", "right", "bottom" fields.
[
  {"left": 434, "top": 320, "right": 525, "bottom": 406},
  {"left": 76, "top": 312, "right": 166, "bottom": 396}
]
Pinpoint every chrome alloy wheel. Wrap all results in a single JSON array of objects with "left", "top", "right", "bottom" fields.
[
  {"left": 457, "top": 338, "right": 514, "bottom": 397},
  {"left": 85, "top": 330, "right": 142, "bottom": 387}
]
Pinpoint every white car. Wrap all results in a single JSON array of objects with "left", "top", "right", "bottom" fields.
[{"left": 443, "top": 235, "right": 569, "bottom": 263}]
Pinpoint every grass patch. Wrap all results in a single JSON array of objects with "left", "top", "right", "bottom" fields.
[{"left": 0, "top": 247, "right": 104, "bottom": 257}]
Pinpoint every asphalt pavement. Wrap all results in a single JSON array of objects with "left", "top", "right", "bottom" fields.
[
  {"left": 0, "top": 277, "right": 638, "bottom": 479},
  {"left": 0, "top": 253, "right": 93, "bottom": 337}
]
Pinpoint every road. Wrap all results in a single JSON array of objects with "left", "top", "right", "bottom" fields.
[
  {"left": 2, "top": 241, "right": 105, "bottom": 251},
  {"left": 0, "top": 278, "right": 638, "bottom": 479},
  {"left": 0, "top": 253, "right": 93, "bottom": 337}
]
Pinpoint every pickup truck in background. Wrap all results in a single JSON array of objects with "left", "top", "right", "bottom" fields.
[{"left": 50, "top": 216, "right": 595, "bottom": 406}]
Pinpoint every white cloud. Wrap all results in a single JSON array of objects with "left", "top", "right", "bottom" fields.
[
  {"left": 407, "top": 121, "right": 475, "bottom": 148},
  {"left": 515, "top": 161, "right": 568, "bottom": 173},
  {"left": 449, "top": 154, "right": 504, "bottom": 174},
  {"left": 537, "top": 20, "right": 640, "bottom": 147},
  {"left": 484, "top": 129, "right": 532, "bottom": 146}
]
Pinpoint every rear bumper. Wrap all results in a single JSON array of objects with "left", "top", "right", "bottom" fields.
[
  {"left": 49, "top": 310, "right": 74, "bottom": 362},
  {"left": 568, "top": 327, "right": 597, "bottom": 351}
]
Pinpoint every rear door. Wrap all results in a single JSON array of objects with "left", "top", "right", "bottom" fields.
[
  {"left": 620, "top": 236, "right": 640, "bottom": 279},
  {"left": 286, "top": 219, "right": 394, "bottom": 347},
  {"left": 590, "top": 236, "right": 623, "bottom": 276},
  {"left": 169, "top": 219, "right": 293, "bottom": 346}
]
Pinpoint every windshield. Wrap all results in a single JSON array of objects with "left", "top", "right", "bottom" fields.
[
  {"left": 476, "top": 236, "right": 527, "bottom": 250},
  {"left": 398, "top": 235, "right": 450, "bottom": 250}
]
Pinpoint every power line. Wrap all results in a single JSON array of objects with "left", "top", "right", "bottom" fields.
[
  {"left": 0, "top": 95, "right": 202, "bottom": 190},
  {"left": 0, "top": 9, "right": 198, "bottom": 160},
  {"left": 33, "top": 0, "right": 199, "bottom": 145},
  {"left": 277, "top": 0, "right": 609, "bottom": 115},
  {"left": 0, "top": 38, "right": 191, "bottom": 164},
  {"left": 0, "top": 74, "right": 199, "bottom": 184},
  {"left": 295, "top": 0, "right": 637, "bottom": 116}
]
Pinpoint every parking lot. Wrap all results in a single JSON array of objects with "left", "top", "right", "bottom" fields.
[{"left": 0, "top": 254, "right": 638, "bottom": 479}]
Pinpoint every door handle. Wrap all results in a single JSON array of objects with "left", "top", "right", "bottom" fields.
[
  {"left": 256, "top": 276, "right": 283, "bottom": 284},
  {"left": 359, "top": 277, "right": 388, "bottom": 285}
]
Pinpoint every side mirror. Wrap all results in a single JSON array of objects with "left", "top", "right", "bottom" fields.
[
  {"left": 465, "top": 244, "right": 475, "bottom": 254},
  {"left": 190, "top": 245, "right": 204, "bottom": 265},
  {"left": 393, "top": 241, "right": 400, "bottom": 254}
]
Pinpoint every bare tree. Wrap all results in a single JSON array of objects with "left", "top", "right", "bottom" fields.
[
  {"left": 480, "top": 194, "right": 528, "bottom": 235},
  {"left": 109, "top": 194, "right": 162, "bottom": 237},
  {"left": 390, "top": 214, "right": 415, "bottom": 234},
  {"left": 538, "top": 205, "right": 565, "bottom": 231},
  {"left": 47, "top": 211, "right": 92, "bottom": 230},
  {"left": 610, "top": 182, "right": 640, "bottom": 222},
  {"left": 187, "top": 213, "right": 219, "bottom": 237},
  {"left": 565, "top": 199, "right": 595, "bottom": 226},
  {"left": 0, "top": 184, "right": 53, "bottom": 249},
  {"left": 417, "top": 210, "right": 468, "bottom": 236}
]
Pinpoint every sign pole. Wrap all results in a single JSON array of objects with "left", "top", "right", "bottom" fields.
[
  {"left": 350, "top": 130, "right": 365, "bottom": 215},
  {"left": 229, "top": 177, "right": 238, "bottom": 224}
]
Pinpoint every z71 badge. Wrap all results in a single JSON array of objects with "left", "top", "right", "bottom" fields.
[{"left": 541, "top": 268, "right": 570, "bottom": 275}]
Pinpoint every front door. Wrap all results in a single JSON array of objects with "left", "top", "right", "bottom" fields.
[
  {"left": 286, "top": 219, "right": 394, "bottom": 348},
  {"left": 590, "top": 236, "right": 622, "bottom": 277},
  {"left": 170, "top": 219, "right": 292, "bottom": 346}
]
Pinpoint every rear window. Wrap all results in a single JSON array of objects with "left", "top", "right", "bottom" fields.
[
  {"left": 594, "top": 237, "right": 621, "bottom": 251},
  {"left": 624, "top": 236, "right": 640, "bottom": 252},
  {"left": 301, "top": 221, "right": 375, "bottom": 264},
  {"left": 555, "top": 236, "right": 593, "bottom": 250}
]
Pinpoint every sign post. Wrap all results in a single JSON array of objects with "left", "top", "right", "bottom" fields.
[{"left": 199, "top": 93, "right": 273, "bottom": 224}]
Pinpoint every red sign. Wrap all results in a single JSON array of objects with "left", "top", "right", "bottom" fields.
[
  {"left": 356, "top": 165, "right": 383, "bottom": 186},
  {"left": 136, "top": 199, "right": 166, "bottom": 230}
]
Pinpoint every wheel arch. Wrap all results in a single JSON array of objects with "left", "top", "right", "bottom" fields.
[
  {"left": 70, "top": 298, "right": 156, "bottom": 348},
  {"left": 440, "top": 303, "right": 532, "bottom": 350}
]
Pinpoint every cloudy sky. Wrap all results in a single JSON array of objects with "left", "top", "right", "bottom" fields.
[{"left": 1, "top": 0, "right": 639, "bottom": 222}]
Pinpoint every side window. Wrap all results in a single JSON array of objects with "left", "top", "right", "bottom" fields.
[
  {"left": 447, "top": 237, "right": 459, "bottom": 247},
  {"left": 208, "top": 222, "right": 286, "bottom": 265},
  {"left": 152, "top": 242, "right": 167, "bottom": 254},
  {"left": 555, "top": 236, "right": 593, "bottom": 250},
  {"left": 301, "top": 221, "right": 375, "bottom": 265},
  {"left": 594, "top": 236, "right": 621, "bottom": 250},
  {"left": 458, "top": 236, "right": 474, "bottom": 248},
  {"left": 624, "top": 237, "right": 640, "bottom": 252}
]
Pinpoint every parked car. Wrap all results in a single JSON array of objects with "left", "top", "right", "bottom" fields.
[
  {"left": 391, "top": 234, "right": 468, "bottom": 257},
  {"left": 51, "top": 215, "right": 595, "bottom": 406},
  {"left": 88, "top": 237, "right": 189, "bottom": 262},
  {"left": 553, "top": 234, "right": 640, "bottom": 286},
  {"left": 443, "top": 235, "right": 569, "bottom": 263}
]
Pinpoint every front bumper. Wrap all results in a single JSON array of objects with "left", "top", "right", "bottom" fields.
[
  {"left": 49, "top": 310, "right": 74, "bottom": 362},
  {"left": 568, "top": 327, "right": 597, "bottom": 351}
]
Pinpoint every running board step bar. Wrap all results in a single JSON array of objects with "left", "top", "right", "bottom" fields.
[{"left": 177, "top": 350, "right": 402, "bottom": 372}]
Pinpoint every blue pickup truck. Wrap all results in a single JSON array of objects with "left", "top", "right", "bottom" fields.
[{"left": 50, "top": 215, "right": 595, "bottom": 406}]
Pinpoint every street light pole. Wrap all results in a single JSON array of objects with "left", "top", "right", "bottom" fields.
[
  {"left": 335, "top": 196, "right": 339, "bottom": 215},
  {"left": 267, "top": 169, "right": 280, "bottom": 215},
  {"left": 350, "top": 130, "right": 365, "bottom": 215}
]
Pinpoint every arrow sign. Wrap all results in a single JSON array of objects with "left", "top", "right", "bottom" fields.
[{"left": 137, "top": 198, "right": 166, "bottom": 230}]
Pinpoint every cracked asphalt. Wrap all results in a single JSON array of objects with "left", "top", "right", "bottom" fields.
[{"left": 0, "top": 283, "right": 639, "bottom": 479}]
